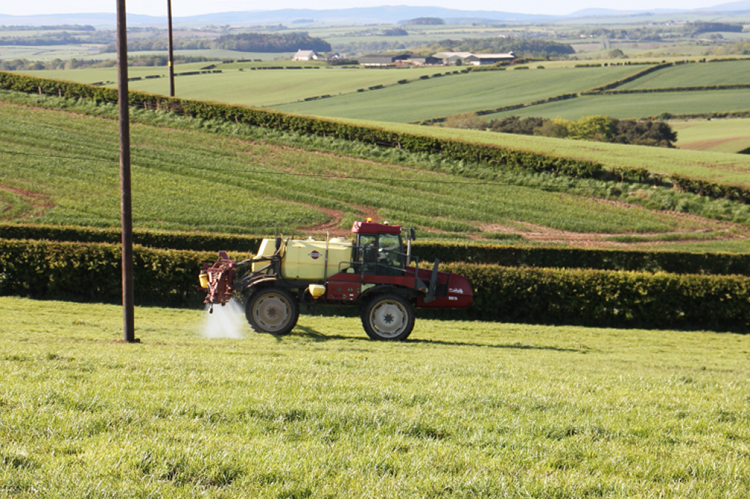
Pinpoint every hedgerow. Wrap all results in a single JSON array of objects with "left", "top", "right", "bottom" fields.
[
  {"left": 1, "top": 239, "right": 747, "bottom": 330},
  {"left": 4, "top": 224, "right": 750, "bottom": 276},
  {"left": 0, "top": 224, "right": 263, "bottom": 252},
  {"left": 444, "top": 262, "right": 750, "bottom": 331}
]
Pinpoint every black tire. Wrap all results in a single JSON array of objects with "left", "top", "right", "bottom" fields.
[
  {"left": 245, "top": 287, "right": 299, "bottom": 336},
  {"left": 361, "top": 294, "right": 415, "bottom": 341}
]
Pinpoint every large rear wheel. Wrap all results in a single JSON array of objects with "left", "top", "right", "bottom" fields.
[
  {"left": 246, "top": 287, "right": 299, "bottom": 336},
  {"left": 361, "top": 294, "right": 415, "bottom": 341}
]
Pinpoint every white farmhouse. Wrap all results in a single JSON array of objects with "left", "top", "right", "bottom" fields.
[{"left": 292, "top": 50, "right": 318, "bottom": 61}]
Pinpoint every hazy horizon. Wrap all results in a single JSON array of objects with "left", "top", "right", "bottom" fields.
[{"left": 1, "top": 0, "right": 743, "bottom": 18}]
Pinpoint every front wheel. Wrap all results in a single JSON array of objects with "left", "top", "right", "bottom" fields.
[
  {"left": 361, "top": 294, "right": 415, "bottom": 341},
  {"left": 246, "top": 287, "right": 299, "bottom": 336}
]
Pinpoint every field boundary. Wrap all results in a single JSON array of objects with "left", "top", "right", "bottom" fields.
[
  {"left": 1, "top": 238, "right": 748, "bottom": 331},
  {"left": 3, "top": 223, "right": 750, "bottom": 276}
]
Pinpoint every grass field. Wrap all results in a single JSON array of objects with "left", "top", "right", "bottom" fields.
[
  {"left": 3, "top": 97, "right": 731, "bottom": 241},
  {"left": 271, "top": 66, "right": 646, "bottom": 122},
  {"left": 0, "top": 44, "right": 105, "bottom": 61},
  {"left": 15, "top": 65, "right": 458, "bottom": 108},
  {"left": 672, "top": 119, "right": 750, "bottom": 154},
  {"left": 619, "top": 60, "right": 750, "bottom": 89},
  {"left": 481, "top": 88, "right": 750, "bottom": 121},
  {"left": 1, "top": 296, "right": 749, "bottom": 498}
]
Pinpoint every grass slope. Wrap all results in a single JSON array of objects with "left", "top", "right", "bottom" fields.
[
  {"left": 1, "top": 297, "right": 749, "bottom": 498},
  {"left": 346, "top": 119, "right": 750, "bottom": 188},
  {"left": 0, "top": 100, "right": 712, "bottom": 237}
]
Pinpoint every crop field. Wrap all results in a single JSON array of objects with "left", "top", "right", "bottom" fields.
[
  {"left": 4, "top": 97, "right": 740, "bottom": 244},
  {"left": 672, "top": 119, "right": 750, "bottom": 154},
  {"left": 271, "top": 66, "right": 646, "bottom": 122},
  {"left": 619, "top": 60, "right": 750, "bottom": 89},
  {"left": 1, "top": 296, "right": 749, "bottom": 498}
]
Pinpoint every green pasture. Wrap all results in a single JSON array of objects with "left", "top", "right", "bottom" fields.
[
  {"left": 347, "top": 119, "right": 750, "bottom": 188},
  {"left": 0, "top": 99, "right": 715, "bottom": 238},
  {"left": 1, "top": 296, "right": 749, "bottom": 498},
  {"left": 481, "top": 88, "right": 750, "bottom": 121},
  {"left": 15, "top": 65, "right": 457, "bottom": 108},
  {"left": 619, "top": 60, "right": 750, "bottom": 89},
  {"left": 672, "top": 118, "right": 750, "bottom": 154},
  {"left": 272, "top": 65, "right": 645, "bottom": 122}
]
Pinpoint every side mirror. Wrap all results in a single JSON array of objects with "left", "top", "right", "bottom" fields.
[{"left": 410, "top": 228, "right": 416, "bottom": 241}]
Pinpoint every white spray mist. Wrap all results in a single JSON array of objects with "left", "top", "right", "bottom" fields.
[{"left": 202, "top": 299, "right": 246, "bottom": 339}]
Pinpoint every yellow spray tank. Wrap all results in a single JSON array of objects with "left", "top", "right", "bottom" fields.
[{"left": 252, "top": 236, "right": 353, "bottom": 280}]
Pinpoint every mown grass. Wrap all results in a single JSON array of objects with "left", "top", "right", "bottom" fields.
[
  {"left": 271, "top": 66, "right": 645, "bottom": 122},
  {"left": 1, "top": 96, "right": 737, "bottom": 240},
  {"left": 1, "top": 296, "right": 749, "bottom": 498}
]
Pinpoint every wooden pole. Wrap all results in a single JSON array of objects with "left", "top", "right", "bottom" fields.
[
  {"left": 167, "top": 0, "right": 175, "bottom": 97},
  {"left": 117, "top": 0, "right": 137, "bottom": 343}
]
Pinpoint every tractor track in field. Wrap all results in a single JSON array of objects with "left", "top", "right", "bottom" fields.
[
  {"left": 294, "top": 203, "right": 380, "bottom": 237},
  {"left": 0, "top": 185, "right": 54, "bottom": 218}
]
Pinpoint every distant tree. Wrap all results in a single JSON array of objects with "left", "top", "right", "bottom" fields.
[
  {"left": 382, "top": 28, "right": 408, "bottom": 36},
  {"left": 608, "top": 48, "right": 626, "bottom": 58},
  {"left": 405, "top": 17, "right": 444, "bottom": 25},
  {"left": 444, "top": 112, "right": 486, "bottom": 130},
  {"left": 567, "top": 116, "right": 616, "bottom": 142},
  {"left": 534, "top": 119, "right": 570, "bottom": 138}
]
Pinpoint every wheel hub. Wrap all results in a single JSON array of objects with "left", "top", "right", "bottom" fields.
[
  {"left": 370, "top": 301, "right": 406, "bottom": 337},
  {"left": 254, "top": 294, "right": 290, "bottom": 331}
]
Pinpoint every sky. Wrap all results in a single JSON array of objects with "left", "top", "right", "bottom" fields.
[{"left": 0, "top": 0, "right": 729, "bottom": 17}]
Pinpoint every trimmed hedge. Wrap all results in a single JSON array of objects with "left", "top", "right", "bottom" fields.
[
  {"left": 0, "top": 224, "right": 263, "bottom": 253},
  {"left": 416, "top": 242, "right": 750, "bottom": 277},
  {"left": 3, "top": 223, "right": 750, "bottom": 277},
  {"left": 444, "top": 262, "right": 750, "bottom": 331},
  {"left": 1, "top": 239, "right": 748, "bottom": 331},
  {"left": 0, "top": 71, "right": 602, "bottom": 179},
  {"left": 0, "top": 239, "right": 227, "bottom": 307}
]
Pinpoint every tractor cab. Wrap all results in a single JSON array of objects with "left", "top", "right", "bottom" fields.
[{"left": 351, "top": 220, "right": 410, "bottom": 277}]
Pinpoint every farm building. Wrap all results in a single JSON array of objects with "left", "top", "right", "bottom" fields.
[
  {"left": 433, "top": 51, "right": 516, "bottom": 65},
  {"left": 463, "top": 52, "right": 516, "bottom": 65},
  {"left": 433, "top": 51, "right": 474, "bottom": 65},
  {"left": 292, "top": 50, "right": 318, "bottom": 61},
  {"left": 358, "top": 54, "right": 410, "bottom": 66},
  {"left": 405, "top": 56, "right": 442, "bottom": 66}
]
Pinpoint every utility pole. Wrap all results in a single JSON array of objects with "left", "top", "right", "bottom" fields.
[
  {"left": 117, "top": 0, "right": 137, "bottom": 343},
  {"left": 167, "top": 0, "right": 175, "bottom": 97}
]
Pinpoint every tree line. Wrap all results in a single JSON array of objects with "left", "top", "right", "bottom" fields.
[
  {"left": 103, "top": 32, "right": 332, "bottom": 54},
  {"left": 444, "top": 113, "right": 677, "bottom": 148},
  {"left": 421, "top": 38, "right": 575, "bottom": 59}
]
